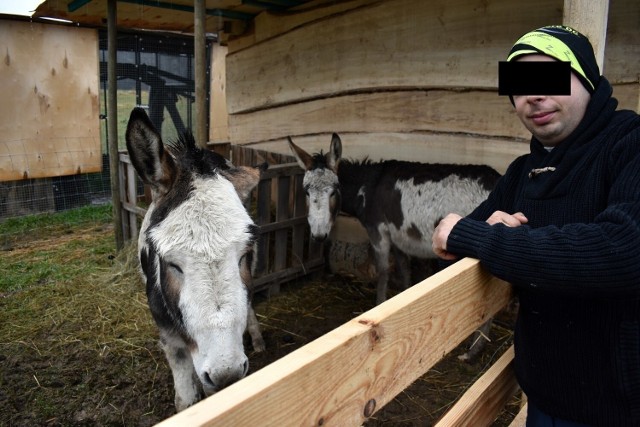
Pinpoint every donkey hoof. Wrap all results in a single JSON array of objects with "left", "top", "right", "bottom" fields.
[{"left": 252, "top": 337, "right": 266, "bottom": 353}]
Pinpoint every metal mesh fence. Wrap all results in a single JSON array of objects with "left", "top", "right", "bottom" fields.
[{"left": 0, "top": 29, "right": 203, "bottom": 220}]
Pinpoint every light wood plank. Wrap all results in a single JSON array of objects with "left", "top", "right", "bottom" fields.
[
  {"left": 156, "top": 258, "right": 513, "bottom": 426},
  {"left": 236, "top": 132, "right": 528, "bottom": 175},
  {"left": 209, "top": 44, "right": 229, "bottom": 142},
  {"left": 228, "top": 89, "right": 531, "bottom": 142},
  {"left": 435, "top": 345, "right": 520, "bottom": 427},
  {"left": 228, "top": 0, "right": 379, "bottom": 53},
  {"left": 509, "top": 403, "right": 529, "bottom": 427},
  {"left": 563, "top": 0, "right": 610, "bottom": 71},
  {"left": 604, "top": 0, "right": 640, "bottom": 83}
]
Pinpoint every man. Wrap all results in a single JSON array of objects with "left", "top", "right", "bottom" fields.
[{"left": 432, "top": 25, "right": 640, "bottom": 426}]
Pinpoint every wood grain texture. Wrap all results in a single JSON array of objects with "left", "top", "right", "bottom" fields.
[
  {"left": 236, "top": 132, "right": 529, "bottom": 175},
  {"left": 226, "top": 0, "right": 561, "bottom": 114},
  {"left": 0, "top": 21, "right": 100, "bottom": 180}
]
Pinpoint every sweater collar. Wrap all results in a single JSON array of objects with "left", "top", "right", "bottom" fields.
[{"left": 530, "top": 77, "right": 617, "bottom": 159}]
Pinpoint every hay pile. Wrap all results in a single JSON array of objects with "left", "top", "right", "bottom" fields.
[{"left": 0, "top": 227, "right": 176, "bottom": 426}]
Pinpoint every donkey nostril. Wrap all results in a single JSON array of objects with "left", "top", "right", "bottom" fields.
[
  {"left": 242, "top": 359, "right": 249, "bottom": 376},
  {"left": 202, "top": 372, "right": 216, "bottom": 389}
]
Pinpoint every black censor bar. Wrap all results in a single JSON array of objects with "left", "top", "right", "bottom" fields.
[{"left": 498, "top": 61, "right": 571, "bottom": 96}]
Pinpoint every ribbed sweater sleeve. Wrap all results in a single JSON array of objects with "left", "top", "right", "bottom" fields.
[{"left": 447, "top": 133, "right": 640, "bottom": 297}]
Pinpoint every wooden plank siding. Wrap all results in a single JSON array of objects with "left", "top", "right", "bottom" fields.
[
  {"left": 211, "top": 0, "right": 639, "bottom": 177},
  {"left": 231, "top": 146, "right": 324, "bottom": 293}
]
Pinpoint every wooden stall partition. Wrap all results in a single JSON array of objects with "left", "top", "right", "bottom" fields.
[
  {"left": 118, "top": 152, "right": 147, "bottom": 242},
  {"left": 155, "top": 258, "right": 516, "bottom": 427},
  {"left": 231, "top": 145, "right": 324, "bottom": 293},
  {"left": 435, "top": 345, "right": 520, "bottom": 427}
]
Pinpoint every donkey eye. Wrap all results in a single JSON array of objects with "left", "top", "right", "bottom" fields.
[{"left": 168, "top": 263, "right": 183, "bottom": 275}]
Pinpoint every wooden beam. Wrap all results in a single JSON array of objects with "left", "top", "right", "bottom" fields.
[
  {"left": 107, "top": 0, "right": 124, "bottom": 250},
  {"left": 508, "top": 403, "right": 529, "bottom": 427},
  {"left": 434, "top": 345, "right": 520, "bottom": 427},
  {"left": 155, "top": 258, "right": 513, "bottom": 426},
  {"left": 194, "top": 0, "right": 207, "bottom": 147},
  {"left": 209, "top": 44, "right": 229, "bottom": 143},
  {"left": 563, "top": 0, "right": 610, "bottom": 72}
]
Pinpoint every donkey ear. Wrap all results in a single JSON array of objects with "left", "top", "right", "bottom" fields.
[
  {"left": 328, "top": 133, "right": 343, "bottom": 170},
  {"left": 287, "top": 136, "right": 314, "bottom": 171},
  {"left": 221, "top": 165, "right": 263, "bottom": 203},
  {"left": 125, "top": 108, "right": 176, "bottom": 196}
]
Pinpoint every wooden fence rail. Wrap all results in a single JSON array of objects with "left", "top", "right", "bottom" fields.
[{"left": 155, "top": 258, "right": 521, "bottom": 427}]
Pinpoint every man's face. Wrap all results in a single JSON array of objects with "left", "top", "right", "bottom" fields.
[{"left": 513, "top": 55, "right": 591, "bottom": 147}]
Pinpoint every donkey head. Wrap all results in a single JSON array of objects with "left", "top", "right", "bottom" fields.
[
  {"left": 288, "top": 133, "right": 342, "bottom": 242},
  {"left": 126, "top": 108, "right": 260, "bottom": 404}
]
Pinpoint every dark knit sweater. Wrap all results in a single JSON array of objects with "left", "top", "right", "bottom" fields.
[{"left": 447, "top": 77, "right": 640, "bottom": 425}]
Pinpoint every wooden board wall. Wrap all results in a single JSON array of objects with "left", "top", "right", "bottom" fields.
[
  {"left": 212, "top": 0, "right": 639, "bottom": 175},
  {"left": 0, "top": 20, "right": 101, "bottom": 181}
]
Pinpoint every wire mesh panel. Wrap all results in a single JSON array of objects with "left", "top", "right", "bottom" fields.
[{"left": 99, "top": 30, "right": 204, "bottom": 147}]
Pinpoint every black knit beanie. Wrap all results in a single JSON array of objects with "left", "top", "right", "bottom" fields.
[{"left": 507, "top": 25, "right": 601, "bottom": 93}]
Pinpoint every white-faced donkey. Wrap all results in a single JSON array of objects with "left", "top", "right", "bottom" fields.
[
  {"left": 289, "top": 133, "right": 501, "bottom": 361},
  {"left": 126, "top": 108, "right": 265, "bottom": 411}
]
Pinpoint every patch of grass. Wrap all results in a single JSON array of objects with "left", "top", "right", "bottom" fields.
[
  {"left": 1, "top": 204, "right": 113, "bottom": 241},
  {"left": 0, "top": 204, "right": 114, "bottom": 293}
]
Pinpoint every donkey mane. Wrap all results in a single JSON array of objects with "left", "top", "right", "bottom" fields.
[
  {"left": 338, "top": 158, "right": 500, "bottom": 190},
  {"left": 148, "top": 130, "right": 232, "bottom": 232},
  {"left": 308, "top": 151, "right": 332, "bottom": 170},
  {"left": 167, "top": 130, "right": 230, "bottom": 175}
]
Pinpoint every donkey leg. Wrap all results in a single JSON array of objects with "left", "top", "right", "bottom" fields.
[
  {"left": 392, "top": 247, "right": 412, "bottom": 290},
  {"left": 246, "top": 305, "right": 265, "bottom": 352},
  {"left": 159, "top": 331, "right": 203, "bottom": 411},
  {"left": 458, "top": 319, "right": 493, "bottom": 362},
  {"left": 370, "top": 230, "right": 391, "bottom": 305}
]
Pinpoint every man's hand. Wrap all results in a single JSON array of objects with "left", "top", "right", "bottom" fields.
[
  {"left": 432, "top": 211, "right": 528, "bottom": 261},
  {"left": 486, "top": 211, "right": 528, "bottom": 226},
  {"left": 432, "top": 213, "right": 463, "bottom": 260}
]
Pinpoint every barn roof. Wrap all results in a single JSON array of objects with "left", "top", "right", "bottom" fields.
[{"left": 33, "top": 0, "right": 313, "bottom": 36}]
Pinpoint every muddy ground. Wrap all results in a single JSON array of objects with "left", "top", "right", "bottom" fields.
[{"left": 0, "top": 221, "right": 519, "bottom": 426}]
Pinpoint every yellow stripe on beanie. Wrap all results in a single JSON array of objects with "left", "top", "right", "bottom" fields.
[{"left": 507, "top": 31, "right": 594, "bottom": 92}]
